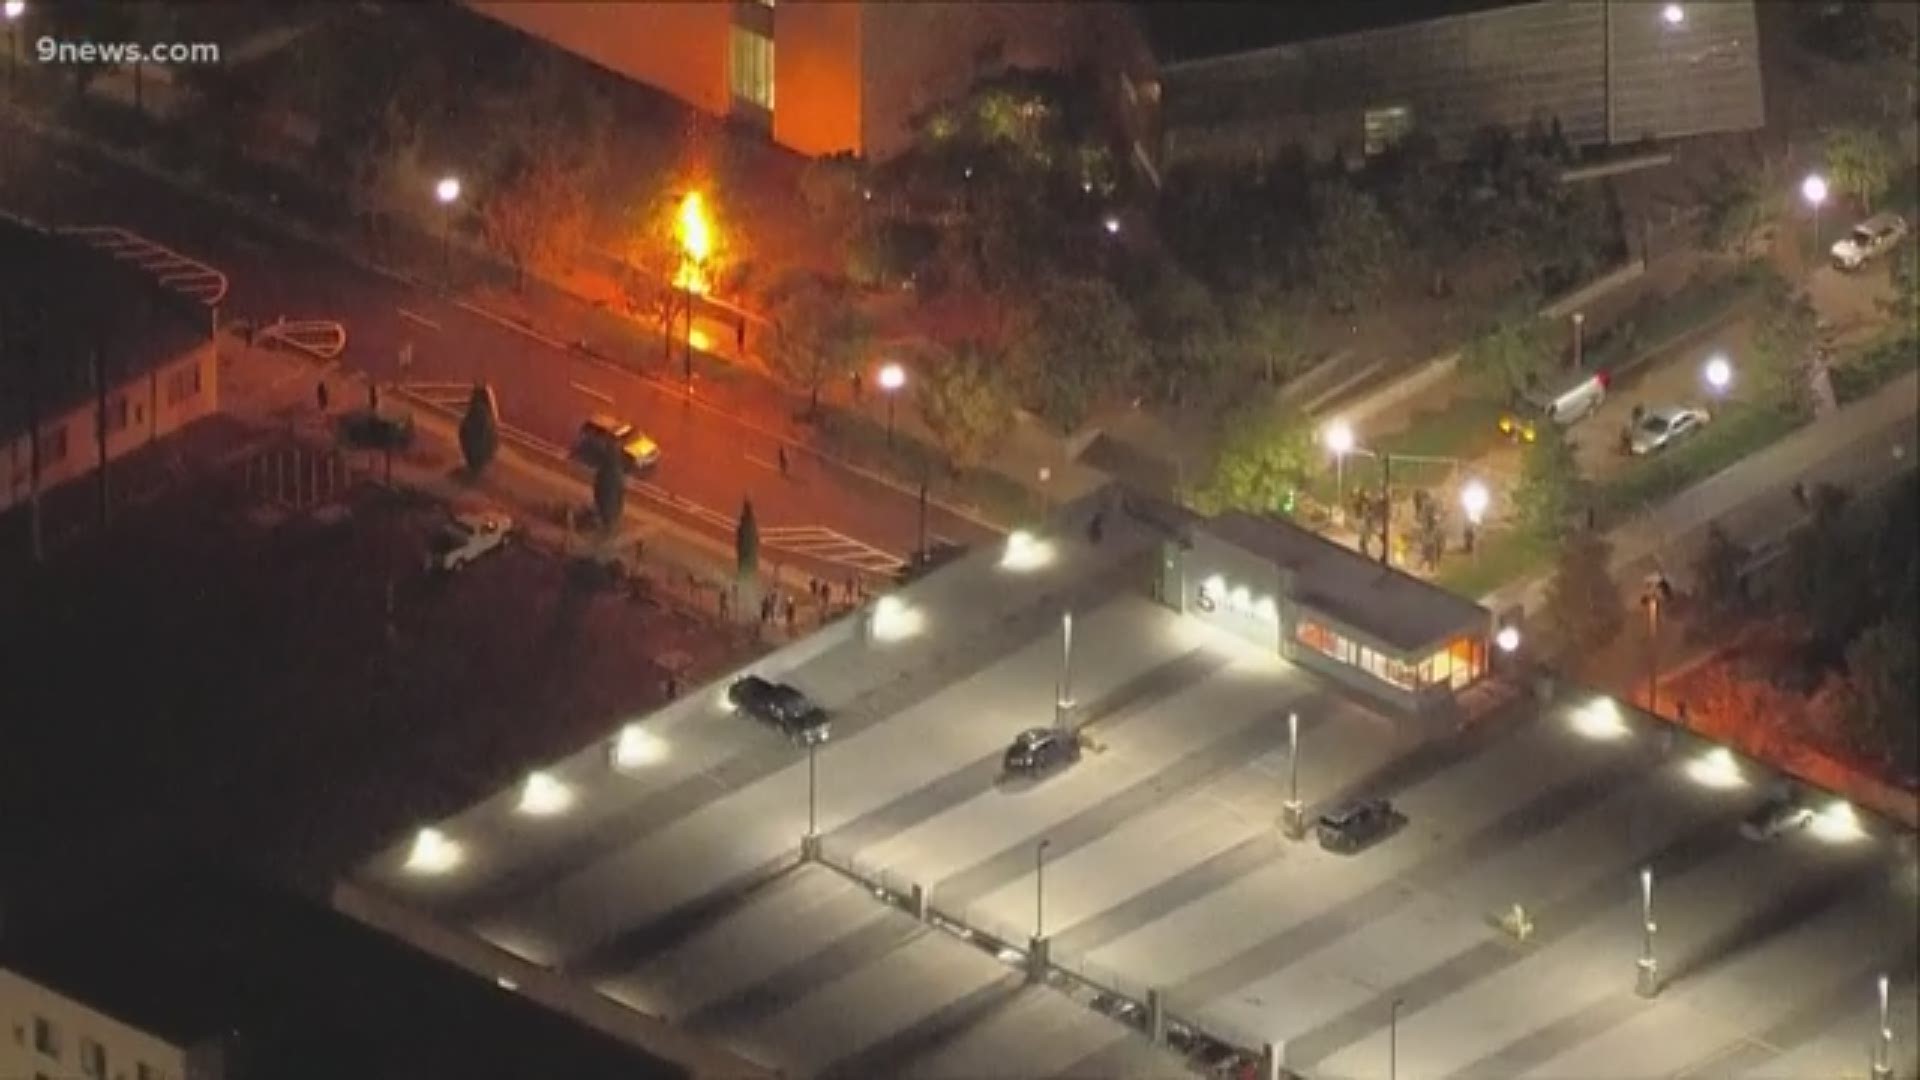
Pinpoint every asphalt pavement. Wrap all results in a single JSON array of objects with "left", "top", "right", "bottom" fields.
[{"left": 0, "top": 114, "right": 995, "bottom": 582}]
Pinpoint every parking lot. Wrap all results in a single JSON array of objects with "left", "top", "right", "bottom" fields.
[
  {"left": 0, "top": 440, "right": 737, "bottom": 917},
  {"left": 353, "top": 496, "right": 1919, "bottom": 1079}
]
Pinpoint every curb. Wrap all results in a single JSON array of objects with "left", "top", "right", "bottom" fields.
[{"left": 5, "top": 103, "right": 1006, "bottom": 535}]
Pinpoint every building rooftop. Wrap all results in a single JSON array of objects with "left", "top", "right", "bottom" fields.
[
  {"left": 1137, "top": 0, "right": 1533, "bottom": 66},
  {"left": 0, "top": 868, "right": 686, "bottom": 1080},
  {"left": 1202, "top": 510, "right": 1489, "bottom": 652},
  {"left": 0, "top": 217, "right": 210, "bottom": 442}
]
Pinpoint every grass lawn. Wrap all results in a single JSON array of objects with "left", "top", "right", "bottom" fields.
[
  {"left": 1375, "top": 393, "right": 1509, "bottom": 460},
  {"left": 1435, "top": 527, "right": 1557, "bottom": 600},
  {"left": 1595, "top": 402, "right": 1802, "bottom": 521},
  {"left": 1831, "top": 330, "right": 1918, "bottom": 405},
  {"left": 816, "top": 410, "right": 1032, "bottom": 527}
]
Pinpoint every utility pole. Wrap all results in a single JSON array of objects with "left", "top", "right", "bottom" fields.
[
  {"left": 916, "top": 470, "right": 929, "bottom": 566},
  {"left": 92, "top": 342, "right": 109, "bottom": 529},
  {"left": 1378, "top": 452, "right": 1393, "bottom": 568}
]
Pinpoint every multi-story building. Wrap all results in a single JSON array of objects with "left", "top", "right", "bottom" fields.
[
  {"left": 466, "top": 1, "right": 1157, "bottom": 168},
  {"left": 0, "top": 219, "right": 218, "bottom": 516},
  {"left": 0, "top": 967, "right": 224, "bottom": 1080},
  {"left": 1157, "top": 0, "right": 1767, "bottom": 168}
]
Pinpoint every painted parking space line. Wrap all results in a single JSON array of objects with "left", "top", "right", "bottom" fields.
[
  {"left": 570, "top": 381, "right": 615, "bottom": 405},
  {"left": 398, "top": 308, "right": 442, "bottom": 331}
]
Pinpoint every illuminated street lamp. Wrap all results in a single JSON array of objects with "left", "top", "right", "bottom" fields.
[
  {"left": 1280, "top": 711, "right": 1306, "bottom": 839},
  {"left": 434, "top": 175, "right": 461, "bottom": 284},
  {"left": 1102, "top": 214, "right": 1122, "bottom": 236},
  {"left": 1636, "top": 865, "right": 1660, "bottom": 997},
  {"left": 878, "top": 361, "right": 906, "bottom": 447},
  {"left": 1324, "top": 419, "right": 1356, "bottom": 508},
  {"left": 1661, "top": 3, "right": 1685, "bottom": 26},
  {"left": 1461, "top": 479, "right": 1490, "bottom": 564},
  {"left": 1703, "top": 353, "right": 1733, "bottom": 396},
  {"left": 1802, "top": 174, "right": 1830, "bottom": 249},
  {"left": 4, "top": 0, "right": 23, "bottom": 96},
  {"left": 1495, "top": 625, "right": 1522, "bottom": 653}
]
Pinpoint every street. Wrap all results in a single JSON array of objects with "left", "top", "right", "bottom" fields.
[{"left": 0, "top": 115, "right": 996, "bottom": 581}]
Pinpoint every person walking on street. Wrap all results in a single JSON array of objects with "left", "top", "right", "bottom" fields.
[
  {"left": 784, "top": 596, "right": 797, "bottom": 632},
  {"left": 777, "top": 445, "right": 789, "bottom": 477},
  {"left": 316, "top": 380, "right": 330, "bottom": 413}
]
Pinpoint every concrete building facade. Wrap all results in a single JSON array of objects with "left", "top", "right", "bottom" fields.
[
  {"left": 1161, "top": 0, "right": 1766, "bottom": 167},
  {"left": 0, "top": 968, "right": 222, "bottom": 1080},
  {"left": 467, "top": 1, "right": 1155, "bottom": 165},
  {"left": 0, "top": 221, "right": 219, "bottom": 516}
]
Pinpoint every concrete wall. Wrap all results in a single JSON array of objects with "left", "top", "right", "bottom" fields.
[
  {"left": 772, "top": 1, "right": 865, "bottom": 157},
  {"left": 468, "top": 2, "right": 734, "bottom": 118},
  {"left": 1177, "top": 530, "right": 1285, "bottom": 652},
  {"left": 0, "top": 967, "right": 204, "bottom": 1080},
  {"left": 0, "top": 340, "right": 218, "bottom": 514}
]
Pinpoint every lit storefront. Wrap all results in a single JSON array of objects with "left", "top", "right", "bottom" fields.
[{"left": 1160, "top": 511, "right": 1493, "bottom": 716}]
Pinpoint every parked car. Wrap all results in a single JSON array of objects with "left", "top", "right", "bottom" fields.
[
  {"left": 575, "top": 413, "right": 661, "bottom": 472},
  {"left": 1628, "top": 405, "right": 1710, "bottom": 456},
  {"left": 1741, "top": 795, "right": 1815, "bottom": 841},
  {"left": 1830, "top": 212, "right": 1908, "bottom": 270},
  {"left": 1316, "top": 798, "right": 1398, "bottom": 853},
  {"left": 728, "top": 675, "right": 830, "bottom": 744},
  {"left": 426, "top": 512, "right": 512, "bottom": 572},
  {"left": 1002, "top": 727, "right": 1080, "bottom": 776},
  {"left": 1499, "top": 370, "right": 1610, "bottom": 442},
  {"left": 1089, "top": 992, "right": 1145, "bottom": 1028}
]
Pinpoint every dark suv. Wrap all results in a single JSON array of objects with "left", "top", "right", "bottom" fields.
[
  {"left": 1315, "top": 798, "right": 1397, "bottom": 853},
  {"left": 728, "top": 675, "right": 830, "bottom": 745},
  {"left": 1003, "top": 727, "right": 1080, "bottom": 776}
]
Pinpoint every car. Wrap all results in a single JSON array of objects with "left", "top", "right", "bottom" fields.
[
  {"left": 1830, "top": 212, "right": 1908, "bottom": 270},
  {"left": 576, "top": 413, "right": 661, "bottom": 472},
  {"left": 1741, "top": 795, "right": 1815, "bottom": 841},
  {"left": 1499, "top": 370, "right": 1611, "bottom": 443},
  {"left": 1002, "top": 727, "right": 1080, "bottom": 776},
  {"left": 728, "top": 675, "right": 830, "bottom": 744},
  {"left": 1315, "top": 798, "right": 1397, "bottom": 853},
  {"left": 1629, "top": 405, "right": 1710, "bottom": 456},
  {"left": 1089, "top": 992, "right": 1145, "bottom": 1028},
  {"left": 426, "top": 512, "right": 512, "bottom": 572}
]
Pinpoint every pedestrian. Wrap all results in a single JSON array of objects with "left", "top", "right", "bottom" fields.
[
  {"left": 316, "top": 380, "right": 330, "bottom": 413},
  {"left": 777, "top": 445, "right": 789, "bottom": 477},
  {"left": 368, "top": 382, "right": 380, "bottom": 411},
  {"left": 1791, "top": 480, "right": 1810, "bottom": 511},
  {"left": 736, "top": 318, "right": 746, "bottom": 354},
  {"left": 634, "top": 537, "right": 646, "bottom": 564},
  {"left": 851, "top": 371, "right": 863, "bottom": 402},
  {"left": 718, "top": 589, "right": 731, "bottom": 621},
  {"left": 761, "top": 593, "right": 774, "bottom": 624},
  {"left": 784, "top": 596, "right": 796, "bottom": 631},
  {"left": 1087, "top": 511, "right": 1105, "bottom": 545},
  {"left": 664, "top": 674, "right": 679, "bottom": 700}
]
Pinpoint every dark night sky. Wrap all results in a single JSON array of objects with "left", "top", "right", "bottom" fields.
[{"left": 1134, "top": 0, "right": 1538, "bottom": 63}]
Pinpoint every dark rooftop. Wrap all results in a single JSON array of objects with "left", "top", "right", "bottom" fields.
[
  {"left": 0, "top": 216, "right": 210, "bottom": 442},
  {"left": 1, "top": 868, "right": 685, "bottom": 1080},
  {"left": 1137, "top": 0, "right": 1536, "bottom": 65},
  {"left": 1204, "top": 510, "right": 1490, "bottom": 652}
]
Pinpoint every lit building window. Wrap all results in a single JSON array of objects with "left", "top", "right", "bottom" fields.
[
  {"left": 1363, "top": 105, "right": 1414, "bottom": 156},
  {"left": 1295, "top": 618, "right": 1416, "bottom": 690},
  {"left": 730, "top": 26, "right": 774, "bottom": 112}
]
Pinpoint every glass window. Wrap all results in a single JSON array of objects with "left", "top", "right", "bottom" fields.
[
  {"left": 32, "top": 1015, "right": 59, "bottom": 1058},
  {"left": 729, "top": 26, "right": 774, "bottom": 111},
  {"left": 1363, "top": 104, "right": 1414, "bottom": 156},
  {"left": 79, "top": 1038, "right": 107, "bottom": 1079}
]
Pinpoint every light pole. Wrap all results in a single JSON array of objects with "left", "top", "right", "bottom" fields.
[
  {"left": 1324, "top": 420, "right": 1355, "bottom": 515},
  {"left": 434, "top": 176, "right": 461, "bottom": 285},
  {"left": 1572, "top": 311, "right": 1586, "bottom": 370},
  {"left": 807, "top": 739, "right": 819, "bottom": 840},
  {"left": 4, "top": 0, "right": 23, "bottom": 95},
  {"left": 1802, "top": 174, "right": 1830, "bottom": 252},
  {"left": 1280, "top": 711, "right": 1306, "bottom": 839},
  {"left": 1703, "top": 353, "right": 1733, "bottom": 398},
  {"left": 1056, "top": 609, "right": 1075, "bottom": 729},
  {"left": 1636, "top": 865, "right": 1660, "bottom": 998},
  {"left": 1461, "top": 479, "right": 1489, "bottom": 564},
  {"left": 1641, "top": 573, "right": 1671, "bottom": 714},
  {"left": 1872, "top": 972, "right": 1894, "bottom": 1080},
  {"left": 878, "top": 361, "right": 906, "bottom": 448},
  {"left": 1034, "top": 838, "right": 1051, "bottom": 939},
  {"left": 1389, "top": 997, "right": 1405, "bottom": 1080}
]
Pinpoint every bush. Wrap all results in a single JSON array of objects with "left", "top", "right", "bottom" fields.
[{"left": 1831, "top": 333, "right": 1919, "bottom": 405}]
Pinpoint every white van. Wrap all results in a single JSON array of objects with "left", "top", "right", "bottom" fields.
[{"left": 1498, "top": 370, "right": 1610, "bottom": 443}]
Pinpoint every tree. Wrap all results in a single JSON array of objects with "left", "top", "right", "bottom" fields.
[
  {"left": 1005, "top": 276, "right": 1146, "bottom": 434},
  {"left": 1228, "top": 279, "right": 1308, "bottom": 386},
  {"left": 1824, "top": 127, "right": 1895, "bottom": 214},
  {"left": 914, "top": 341, "right": 1017, "bottom": 472},
  {"left": 1541, "top": 527, "right": 1625, "bottom": 665},
  {"left": 735, "top": 498, "right": 760, "bottom": 578},
  {"left": 1692, "top": 522, "right": 1751, "bottom": 631},
  {"left": 480, "top": 154, "right": 591, "bottom": 292},
  {"left": 1696, "top": 163, "right": 1774, "bottom": 256},
  {"left": 1302, "top": 180, "right": 1397, "bottom": 312},
  {"left": 1750, "top": 277, "right": 1820, "bottom": 417},
  {"left": 1459, "top": 296, "right": 1555, "bottom": 398},
  {"left": 1190, "top": 398, "right": 1315, "bottom": 516},
  {"left": 458, "top": 383, "right": 498, "bottom": 476},
  {"left": 1131, "top": 263, "right": 1233, "bottom": 407},
  {"left": 1843, "top": 614, "right": 1919, "bottom": 767},
  {"left": 765, "top": 271, "right": 873, "bottom": 418},
  {"left": 1512, "top": 423, "right": 1586, "bottom": 539},
  {"left": 1782, "top": 482, "right": 1871, "bottom": 653},
  {"left": 593, "top": 456, "right": 625, "bottom": 530}
]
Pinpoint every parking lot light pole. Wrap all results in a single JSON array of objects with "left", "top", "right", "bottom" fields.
[
  {"left": 1055, "top": 609, "right": 1075, "bottom": 730},
  {"left": 1636, "top": 866, "right": 1660, "bottom": 997},
  {"left": 1390, "top": 997, "right": 1405, "bottom": 1080},
  {"left": 801, "top": 740, "right": 821, "bottom": 860},
  {"left": 1280, "top": 712, "right": 1307, "bottom": 839},
  {"left": 1872, "top": 972, "right": 1893, "bottom": 1080},
  {"left": 1035, "top": 838, "right": 1051, "bottom": 939}
]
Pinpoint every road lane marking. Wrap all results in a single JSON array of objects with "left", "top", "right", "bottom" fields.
[
  {"left": 744, "top": 455, "right": 779, "bottom": 472},
  {"left": 569, "top": 381, "right": 614, "bottom": 405},
  {"left": 397, "top": 308, "right": 442, "bottom": 331}
]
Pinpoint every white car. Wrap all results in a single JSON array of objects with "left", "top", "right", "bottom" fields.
[
  {"left": 1830, "top": 212, "right": 1908, "bottom": 270},
  {"left": 1629, "top": 405, "right": 1711, "bottom": 456},
  {"left": 427, "top": 512, "right": 513, "bottom": 572},
  {"left": 1740, "top": 797, "right": 1815, "bottom": 841}
]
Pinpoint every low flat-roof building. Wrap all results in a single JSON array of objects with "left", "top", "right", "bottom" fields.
[
  {"left": 0, "top": 966, "right": 224, "bottom": 1080},
  {"left": 1159, "top": 0, "right": 1766, "bottom": 167},
  {"left": 1146, "top": 503, "right": 1493, "bottom": 717},
  {"left": 0, "top": 219, "right": 218, "bottom": 517}
]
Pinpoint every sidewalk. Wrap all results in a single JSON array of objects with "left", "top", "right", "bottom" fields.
[{"left": 219, "top": 336, "right": 843, "bottom": 641}]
